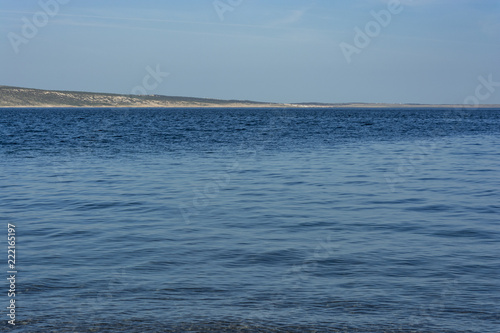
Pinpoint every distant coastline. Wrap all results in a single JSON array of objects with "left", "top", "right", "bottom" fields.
[{"left": 1, "top": 85, "right": 499, "bottom": 109}]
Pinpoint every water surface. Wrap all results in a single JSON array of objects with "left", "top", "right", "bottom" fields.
[{"left": 1, "top": 108, "right": 499, "bottom": 332}]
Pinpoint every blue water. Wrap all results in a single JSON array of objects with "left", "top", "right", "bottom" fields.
[{"left": 1, "top": 108, "right": 499, "bottom": 332}]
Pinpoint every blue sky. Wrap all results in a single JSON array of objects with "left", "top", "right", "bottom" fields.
[{"left": 1, "top": 0, "right": 499, "bottom": 104}]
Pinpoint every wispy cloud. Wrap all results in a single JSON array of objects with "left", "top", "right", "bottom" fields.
[
  {"left": 376, "top": 0, "right": 446, "bottom": 6},
  {"left": 0, "top": 10, "right": 270, "bottom": 33},
  {"left": 269, "top": 9, "right": 306, "bottom": 27}
]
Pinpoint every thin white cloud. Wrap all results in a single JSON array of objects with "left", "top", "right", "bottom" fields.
[
  {"left": 374, "top": 0, "right": 449, "bottom": 7},
  {"left": 0, "top": 9, "right": 278, "bottom": 33},
  {"left": 269, "top": 9, "right": 306, "bottom": 27}
]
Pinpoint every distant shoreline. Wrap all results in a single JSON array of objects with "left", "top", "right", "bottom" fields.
[
  {"left": 2, "top": 105, "right": 500, "bottom": 109},
  {"left": 2, "top": 104, "right": 499, "bottom": 109},
  {"left": 1, "top": 85, "right": 499, "bottom": 109}
]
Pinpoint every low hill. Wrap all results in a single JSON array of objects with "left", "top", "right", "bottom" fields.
[
  {"left": 0, "top": 86, "right": 280, "bottom": 108},
  {"left": 1, "top": 85, "right": 499, "bottom": 109}
]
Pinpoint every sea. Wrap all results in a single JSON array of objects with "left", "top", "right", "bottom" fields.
[{"left": 0, "top": 107, "right": 499, "bottom": 332}]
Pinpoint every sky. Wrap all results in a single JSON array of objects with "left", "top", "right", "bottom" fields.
[{"left": 1, "top": 0, "right": 499, "bottom": 104}]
